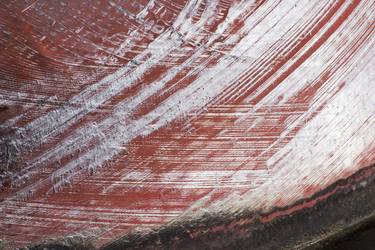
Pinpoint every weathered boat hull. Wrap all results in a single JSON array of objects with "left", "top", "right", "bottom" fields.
[{"left": 0, "top": 0, "right": 374, "bottom": 248}]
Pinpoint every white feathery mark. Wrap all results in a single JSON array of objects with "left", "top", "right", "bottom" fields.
[
  {"left": 9, "top": 0, "right": 265, "bottom": 196},
  {"left": 1, "top": 0, "right": 374, "bottom": 247},
  {"left": 6, "top": 0, "right": 213, "bottom": 156},
  {"left": 205, "top": 0, "right": 375, "bottom": 213}
]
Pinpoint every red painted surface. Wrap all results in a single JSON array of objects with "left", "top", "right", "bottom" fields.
[{"left": 0, "top": 0, "right": 374, "bottom": 248}]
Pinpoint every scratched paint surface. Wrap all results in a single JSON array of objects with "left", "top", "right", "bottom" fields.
[{"left": 0, "top": 0, "right": 374, "bottom": 248}]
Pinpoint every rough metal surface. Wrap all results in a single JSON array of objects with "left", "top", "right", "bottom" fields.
[
  {"left": 19, "top": 164, "right": 375, "bottom": 249},
  {"left": 0, "top": 0, "right": 374, "bottom": 248},
  {"left": 102, "top": 164, "right": 375, "bottom": 249}
]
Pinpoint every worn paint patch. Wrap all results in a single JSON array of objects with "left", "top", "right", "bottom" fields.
[{"left": 0, "top": 0, "right": 374, "bottom": 248}]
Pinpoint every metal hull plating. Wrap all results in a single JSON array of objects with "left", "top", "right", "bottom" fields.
[{"left": 0, "top": 0, "right": 374, "bottom": 248}]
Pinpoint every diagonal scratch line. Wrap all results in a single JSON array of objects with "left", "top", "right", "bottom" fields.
[{"left": 21, "top": 0, "right": 39, "bottom": 13}]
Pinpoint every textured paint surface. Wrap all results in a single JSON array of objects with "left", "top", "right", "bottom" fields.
[{"left": 0, "top": 0, "right": 374, "bottom": 248}]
